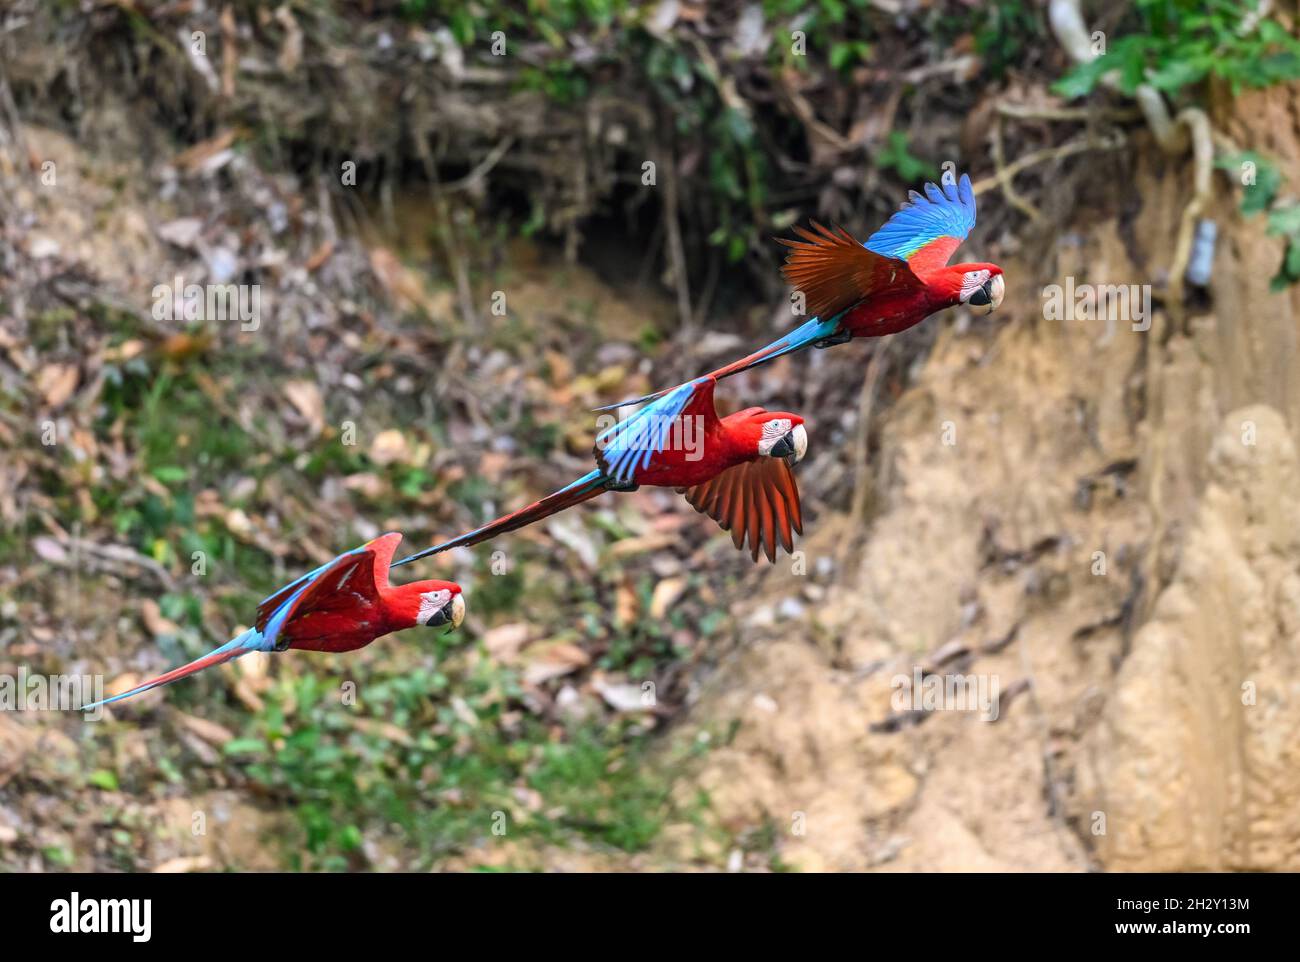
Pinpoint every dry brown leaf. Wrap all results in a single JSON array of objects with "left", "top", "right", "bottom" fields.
[
  {"left": 220, "top": 5, "right": 237, "bottom": 98},
  {"left": 140, "top": 599, "right": 181, "bottom": 637},
  {"left": 175, "top": 713, "right": 235, "bottom": 747},
  {"left": 353, "top": 717, "right": 414, "bottom": 746},
  {"left": 649, "top": 577, "right": 687, "bottom": 620},
  {"left": 615, "top": 580, "right": 639, "bottom": 626},
  {"left": 342, "top": 472, "right": 387, "bottom": 499},
  {"left": 274, "top": 6, "right": 303, "bottom": 73},
  {"left": 155, "top": 332, "right": 212, "bottom": 362},
  {"left": 609, "top": 532, "right": 678, "bottom": 557},
  {"left": 283, "top": 380, "right": 325, "bottom": 435},
  {"left": 369, "top": 429, "right": 410, "bottom": 466},
  {"left": 103, "top": 673, "right": 145, "bottom": 701},
  {"left": 522, "top": 640, "right": 591, "bottom": 686},
  {"left": 173, "top": 129, "right": 238, "bottom": 172},
  {"left": 483, "top": 622, "right": 531, "bottom": 663},
  {"left": 153, "top": 856, "right": 214, "bottom": 874},
  {"left": 478, "top": 451, "right": 510, "bottom": 483},
  {"left": 369, "top": 247, "right": 432, "bottom": 313},
  {"left": 37, "top": 364, "right": 79, "bottom": 407}
]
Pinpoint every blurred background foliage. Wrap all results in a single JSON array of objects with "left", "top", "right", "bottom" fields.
[{"left": 2, "top": 0, "right": 1299, "bottom": 871}]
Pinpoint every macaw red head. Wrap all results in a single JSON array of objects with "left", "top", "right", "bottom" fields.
[
  {"left": 729, "top": 411, "right": 808, "bottom": 465},
  {"left": 388, "top": 580, "right": 467, "bottom": 634},
  {"left": 954, "top": 264, "right": 1005, "bottom": 314}
]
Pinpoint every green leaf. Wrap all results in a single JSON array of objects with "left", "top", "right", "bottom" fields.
[
  {"left": 223, "top": 737, "right": 269, "bottom": 756},
  {"left": 1218, "top": 151, "right": 1281, "bottom": 215},
  {"left": 151, "top": 465, "right": 188, "bottom": 484},
  {"left": 1266, "top": 203, "right": 1300, "bottom": 238},
  {"left": 88, "top": 769, "right": 119, "bottom": 791},
  {"left": 1052, "top": 57, "right": 1111, "bottom": 99},
  {"left": 1146, "top": 58, "right": 1207, "bottom": 92}
]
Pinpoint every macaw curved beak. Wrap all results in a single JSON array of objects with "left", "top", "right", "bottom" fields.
[
  {"left": 969, "top": 274, "right": 1004, "bottom": 314},
  {"left": 769, "top": 424, "right": 808, "bottom": 464},
  {"left": 429, "top": 593, "right": 467, "bottom": 634}
]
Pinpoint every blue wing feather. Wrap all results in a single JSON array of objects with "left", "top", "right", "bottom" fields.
[
  {"left": 864, "top": 172, "right": 976, "bottom": 261},
  {"left": 595, "top": 378, "right": 705, "bottom": 483}
]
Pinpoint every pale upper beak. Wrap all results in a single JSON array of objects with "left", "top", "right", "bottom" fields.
[
  {"left": 789, "top": 424, "right": 808, "bottom": 464},
  {"left": 447, "top": 593, "right": 466, "bottom": 633},
  {"left": 769, "top": 424, "right": 808, "bottom": 464}
]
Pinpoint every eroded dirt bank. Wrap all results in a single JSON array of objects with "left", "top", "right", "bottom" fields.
[{"left": 658, "top": 85, "right": 1300, "bottom": 872}]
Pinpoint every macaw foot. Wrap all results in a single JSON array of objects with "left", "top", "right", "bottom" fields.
[
  {"left": 813, "top": 330, "right": 852, "bottom": 349},
  {"left": 605, "top": 479, "right": 640, "bottom": 493}
]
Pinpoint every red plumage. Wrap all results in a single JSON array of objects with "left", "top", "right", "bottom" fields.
[
  {"left": 86, "top": 534, "right": 465, "bottom": 709},
  {"left": 394, "top": 377, "right": 809, "bottom": 566}
]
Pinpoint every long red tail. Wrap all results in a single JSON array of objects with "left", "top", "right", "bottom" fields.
[
  {"left": 391, "top": 470, "right": 608, "bottom": 568},
  {"left": 84, "top": 629, "right": 266, "bottom": 709},
  {"left": 593, "top": 315, "right": 840, "bottom": 411}
]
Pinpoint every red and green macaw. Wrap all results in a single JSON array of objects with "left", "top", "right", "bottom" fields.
[
  {"left": 84, "top": 533, "right": 465, "bottom": 709},
  {"left": 601, "top": 172, "right": 1004, "bottom": 409},
  {"left": 393, "top": 375, "right": 808, "bottom": 565}
]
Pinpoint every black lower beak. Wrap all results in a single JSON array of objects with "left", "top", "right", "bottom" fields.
[
  {"left": 428, "top": 595, "right": 465, "bottom": 634},
  {"left": 969, "top": 284, "right": 992, "bottom": 307},
  {"left": 769, "top": 433, "right": 795, "bottom": 458}
]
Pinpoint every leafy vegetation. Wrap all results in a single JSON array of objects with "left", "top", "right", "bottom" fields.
[
  {"left": 228, "top": 651, "right": 703, "bottom": 870},
  {"left": 1218, "top": 151, "right": 1300, "bottom": 290},
  {"left": 1055, "top": 0, "right": 1300, "bottom": 98}
]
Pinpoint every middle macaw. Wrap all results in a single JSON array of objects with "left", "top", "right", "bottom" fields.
[
  {"left": 600, "top": 172, "right": 1005, "bottom": 410},
  {"left": 392, "top": 375, "right": 808, "bottom": 565}
]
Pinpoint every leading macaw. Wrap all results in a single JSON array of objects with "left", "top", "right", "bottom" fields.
[
  {"left": 84, "top": 533, "right": 465, "bottom": 709},
  {"left": 393, "top": 375, "right": 808, "bottom": 565},
  {"left": 600, "top": 172, "right": 1004, "bottom": 410}
]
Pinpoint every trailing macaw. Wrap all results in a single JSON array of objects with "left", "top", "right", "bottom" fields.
[
  {"left": 84, "top": 533, "right": 465, "bottom": 709},
  {"left": 600, "top": 172, "right": 1004, "bottom": 410},
  {"left": 392, "top": 375, "right": 808, "bottom": 565}
]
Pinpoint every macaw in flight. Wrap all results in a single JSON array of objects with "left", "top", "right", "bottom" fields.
[
  {"left": 392, "top": 375, "right": 808, "bottom": 565},
  {"left": 599, "top": 172, "right": 1004, "bottom": 410},
  {"left": 84, "top": 533, "right": 465, "bottom": 709}
]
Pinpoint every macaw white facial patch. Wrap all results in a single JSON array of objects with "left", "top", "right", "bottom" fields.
[
  {"left": 418, "top": 589, "right": 452, "bottom": 625},
  {"left": 757, "top": 418, "right": 793, "bottom": 456},
  {"left": 959, "top": 269, "right": 993, "bottom": 303}
]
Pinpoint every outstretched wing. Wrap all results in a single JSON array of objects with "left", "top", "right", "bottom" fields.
[
  {"left": 777, "top": 221, "right": 922, "bottom": 322},
  {"left": 255, "top": 533, "right": 399, "bottom": 647},
  {"left": 596, "top": 376, "right": 718, "bottom": 484},
  {"left": 864, "top": 172, "right": 977, "bottom": 275},
  {"left": 681, "top": 457, "right": 803, "bottom": 562}
]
